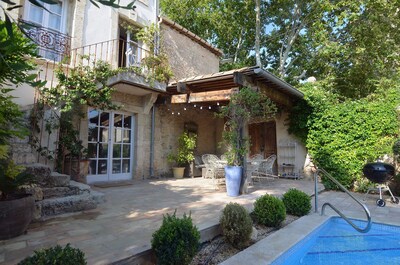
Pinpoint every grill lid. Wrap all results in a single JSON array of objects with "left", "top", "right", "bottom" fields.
[{"left": 363, "top": 162, "right": 395, "bottom": 184}]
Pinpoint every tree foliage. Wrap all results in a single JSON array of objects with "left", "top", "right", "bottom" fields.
[
  {"left": 161, "top": 0, "right": 400, "bottom": 98},
  {"left": 0, "top": 21, "right": 41, "bottom": 150}
]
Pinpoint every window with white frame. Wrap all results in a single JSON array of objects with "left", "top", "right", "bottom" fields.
[{"left": 23, "top": 0, "right": 69, "bottom": 61}]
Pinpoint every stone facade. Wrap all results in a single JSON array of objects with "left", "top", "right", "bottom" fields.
[
  {"left": 153, "top": 105, "right": 224, "bottom": 177},
  {"left": 160, "top": 22, "right": 221, "bottom": 81}
]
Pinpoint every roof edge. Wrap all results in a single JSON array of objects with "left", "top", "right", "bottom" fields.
[
  {"left": 252, "top": 68, "right": 304, "bottom": 99},
  {"left": 159, "top": 16, "right": 223, "bottom": 57}
]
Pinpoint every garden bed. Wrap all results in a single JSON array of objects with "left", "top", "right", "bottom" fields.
[{"left": 191, "top": 214, "right": 299, "bottom": 265}]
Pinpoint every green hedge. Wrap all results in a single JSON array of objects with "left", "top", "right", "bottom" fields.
[{"left": 289, "top": 79, "right": 400, "bottom": 191}]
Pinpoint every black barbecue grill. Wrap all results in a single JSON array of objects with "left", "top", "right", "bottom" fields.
[{"left": 363, "top": 162, "right": 398, "bottom": 207}]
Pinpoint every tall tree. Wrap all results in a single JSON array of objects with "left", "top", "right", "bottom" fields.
[
  {"left": 161, "top": 0, "right": 258, "bottom": 69},
  {"left": 254, "top": 0, "right": 261, "bottom": 67},
  {"left": 162, "top": 0, "right": 400, "bottom": 98}
]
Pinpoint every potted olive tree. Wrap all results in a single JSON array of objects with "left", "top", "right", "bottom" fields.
[
  {"left": 0, "top": 151, "right": 35, "bottom": 239},
  {"left": 217, "top": 87, "right": 277, "bottom": 196},
  {"left": 167, "top": 132, "right": 197, "bottom": 178}
]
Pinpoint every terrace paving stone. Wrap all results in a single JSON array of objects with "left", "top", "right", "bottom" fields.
[{"left": 0, "top": 177, "right": 324, "bottom": 264}]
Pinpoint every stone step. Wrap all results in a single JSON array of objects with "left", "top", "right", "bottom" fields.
[
  {"left": 91, "top": 190, "right": 106, "bottom": 204},
  {"left": 23, "top": 164, "right": 71, "bottom": 187},
  {"left": 35, "top": 193, "right": 102, "bottom": 220},
  {"left": 24, "top": 163, "right": 51, "bottom": 180},
  {"left": 48, "top": 172, "right": 70, "bottom": 187},
  {"left": 41, "top": 180, "right": 91, "bottom": 199}
]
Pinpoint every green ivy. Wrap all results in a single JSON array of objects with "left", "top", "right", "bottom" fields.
[
  {"left": 289, "top": 78, "right": 400, "bottom": 190},
  {"left": 136, "top": 24, "right": 174, "bottom": 83}
]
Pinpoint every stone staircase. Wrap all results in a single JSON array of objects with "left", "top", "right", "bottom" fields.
[{"left": 22, "top": 163, "right": 105, "bottom": 221}]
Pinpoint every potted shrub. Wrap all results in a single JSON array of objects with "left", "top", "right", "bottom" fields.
[
  {"left": 0, "top": 152, "right": 35, "bottom": 240},
  {"left": 167, "top": 132, "right": 197, "bottom": 178},
  {"left": 217, "top": 87, "right": 277, "bottom": 196}
]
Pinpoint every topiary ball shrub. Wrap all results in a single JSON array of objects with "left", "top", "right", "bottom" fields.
[
  {"left": 253, "top": 194, "right": 286, "bottom": 227},
  {"left": 151, "top": 211, "right": 200, "bottom": 265},
  {"left": 18, "top": 244, "right": 86, "bottom": 265},
  {"left": 220, "top": 202, "right": 253, "bottom": 249},
  {"left": 282, "top": 188, "right": 312, "bottom": 217}
]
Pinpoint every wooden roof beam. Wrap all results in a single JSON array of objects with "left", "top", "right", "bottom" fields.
[
  {"left": 189, "top": 89, "right": 232, "bottom": 102},
  {"left": 171, "top": 89, "right": 232, "bottom": 104}
]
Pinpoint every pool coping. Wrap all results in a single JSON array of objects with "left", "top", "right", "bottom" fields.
[
  {"left": 221, "top": 212, "right": 400, "bottom": 265},
  {"left": 220, "top": 213, "right": 329, "bottom": 265}
]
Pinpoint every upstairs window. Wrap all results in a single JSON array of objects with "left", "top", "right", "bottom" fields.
[{"left": 23, "top": 0, "right": 69, "bottom": 61}]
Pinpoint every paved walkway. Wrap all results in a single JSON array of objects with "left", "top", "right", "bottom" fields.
[{"left": 0, "top": 177, "right": 322, "bottom": 264}]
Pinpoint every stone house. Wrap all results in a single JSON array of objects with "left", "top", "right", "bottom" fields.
[{"left": 7, "top": 0, "right": 308, "bottom": 185}]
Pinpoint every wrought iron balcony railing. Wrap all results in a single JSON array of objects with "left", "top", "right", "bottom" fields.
[{"left": 19, "top": 19, "right": 71, "bottom": 62}]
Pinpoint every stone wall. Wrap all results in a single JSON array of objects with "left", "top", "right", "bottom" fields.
[
  {"left": 153, "top": 105, "right": 223, "bottom": 176},
  {"left": 275, "top": 111, "right": 308, "bottom": 178},
  {"left": 160, "top": 25, "right": 220, "bottom": 81},
  {"left": 79, "top": 90, "right": 155, "bottom": 182}
]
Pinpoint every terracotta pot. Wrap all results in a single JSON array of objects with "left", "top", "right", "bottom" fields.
[
  {"left": 172, "top": 167, "right": 185, "bottom": 178},
  {"left": 0, "top": 195, "right": 35, "bottom": 240}
]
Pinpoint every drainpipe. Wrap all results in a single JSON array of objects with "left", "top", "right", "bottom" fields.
[{"left": 150, "top": 106, "right": 156, "bottom": 177}]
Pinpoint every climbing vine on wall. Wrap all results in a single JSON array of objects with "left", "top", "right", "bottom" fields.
[
  {"left": 35, "top": 59, "right": 120, "bottom": 170},
  {"left": 288, "top": 78, "right": 400, "bottom": 191},
  {"left": 136, "top": 23, "right": 174, "bottom": 83}
]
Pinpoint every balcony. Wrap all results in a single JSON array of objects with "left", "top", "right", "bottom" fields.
[
  {"left": 69, "top": 39, "right": 150, "bottom": 70},
  {"left": 19, "top": 19, "right": 71, "bottom": 62},
  {"left": 19, "top": 19, "right": 149, "bottom": 70}
]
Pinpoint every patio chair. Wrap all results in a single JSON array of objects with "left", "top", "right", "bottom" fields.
[
  {"left": 202, "top": 154, "right": 226, "bottom": 189},
  {"left": 250, "top": 154, "right": 278, "bottom": 184},
  {"left": 201, "top": 154, "right": 214, "bottom": 179},
  {"left": 246, "top": 154, "right": 264, "bottom": 181}
]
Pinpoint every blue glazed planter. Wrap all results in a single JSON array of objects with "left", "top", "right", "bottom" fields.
[{"left": 224, "top": 166, "right": 242, "bottom": 197}]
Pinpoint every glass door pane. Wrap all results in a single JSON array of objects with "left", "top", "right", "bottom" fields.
[
  {"left": 87, "top": 110, "right": 133, "bottom": 183},
  {"left": 88, "top": 110, "right": 110, "bottom": 176},
  {"left": 111, "top": 113, "right": 132, "bottom": 178}
]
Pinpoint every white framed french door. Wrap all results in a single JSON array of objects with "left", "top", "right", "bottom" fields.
[{"left": 86, "top": 109, "right": 135, "bottom": 183}]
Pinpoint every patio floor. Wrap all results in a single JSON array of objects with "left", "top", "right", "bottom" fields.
[{"left": 0, "top": 177, "right": 322, "bottom": 264}]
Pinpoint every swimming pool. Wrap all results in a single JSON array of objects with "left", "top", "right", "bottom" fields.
[{"left": 272, "top": 217, "right": 400, "bottom": 264}]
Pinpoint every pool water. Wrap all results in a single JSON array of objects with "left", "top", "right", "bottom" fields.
[{"left": 272, "top": 217, "right": 400, "bottom": 264}]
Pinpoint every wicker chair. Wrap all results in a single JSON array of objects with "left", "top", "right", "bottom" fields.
[
  {"left": 202, "top": 154, "right": 226, "bottom": 189},
  {"left": 250, "top": 154, "right": 278, "bottom": 184},
  {"left": 246, "top": 154, "right": 264, "bottom": 179}
]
